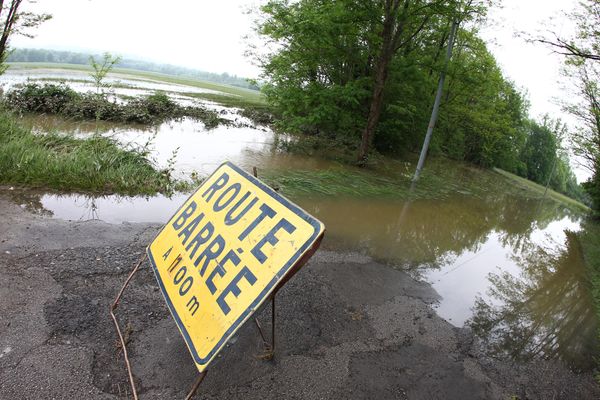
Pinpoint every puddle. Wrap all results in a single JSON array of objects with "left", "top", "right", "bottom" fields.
[{"left": 3, "top": 69, "right": 598, "bottom": 371}]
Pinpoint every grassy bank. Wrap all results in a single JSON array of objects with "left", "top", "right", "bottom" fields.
[
  {"left": 494, "top": 168, "right": 590, "bottom": 212},
  {"left": 0, "top": 111, "right": 177, "bottom": 195}
]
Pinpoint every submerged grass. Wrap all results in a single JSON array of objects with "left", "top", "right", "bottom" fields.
[
  {"left": 6, "top": 62, "right": 263, "bottom": 102},
  {"left": 493, "top": 168, "right": 590, "bottom": 212},
  {"left": 0, "top": 111, "right": 176, "bottom": 195},
  {"left": 260, "top": 156, "right": 579, "bottom": 208}
]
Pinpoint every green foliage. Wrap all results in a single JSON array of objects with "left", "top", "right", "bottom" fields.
[
  {"left": 4, "top": 83, "right": 227, "bottom": 127},
  {"left": 5, "top": 82, "right": 78, "bottom": 113},
  {"left": 257, "top": 0, "right": 377, "bottom": 140},
  {"left": 426, "top": 30, "right": 528, "bottom": 170},
  {"left": 583, "top": 168, "right": 600, "bottom": 216},
  {"left": 255, "top": 1, "right": 593, "bottom": 205},
  {"left": 546, "top": 0, "right": 600, "bottom": 214},
  {"left": 255, "top": 0, "right": 532, "bottom": 171},
  {"left": 521, "top": 120, "right": 558, "bottom": 183},
  {"left": 0, "top": 110, "right": 175, "bottom": 194},
  {"left": 89, "top": 52, "right": 121, "bottom": 95}
]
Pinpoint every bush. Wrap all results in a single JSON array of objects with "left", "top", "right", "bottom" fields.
[
  {"left": 4, "top": 83, "right": 227, "bottom": 127},
  {"left": 5, "top": 83, "right": 79, "bottom": 113}
]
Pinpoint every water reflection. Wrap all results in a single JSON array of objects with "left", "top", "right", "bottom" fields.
[
  {"left": 468, "top": 230, "right": 598, "bottom": 371},
  {"left": 8, "top": 156, "right": 597, "bottom": 371},
  {"left": 4, "top": 69, "right": 597, "bottom": 370}
]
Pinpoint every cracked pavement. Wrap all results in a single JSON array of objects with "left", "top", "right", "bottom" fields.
[{"left": 1, "top": 193, "right": 599, "bottom": 399}]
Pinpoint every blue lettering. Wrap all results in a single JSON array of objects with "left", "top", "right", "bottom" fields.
[
  {"left": 251, "top": 218, "right": 297, "bottom": 263},
  {"left": 172, "top": 201, "right": 197, "bottom": 230},
  {"left": 238, "top": 203, "right": 276, "bottom": 241},
  {"left": 225, "top": 191, "right": 258, "bottom": 226},
  {"left": 202, "top": 173, "right": 229, "bottom": 203},
  {"left": 216, "top": 266, "right": 257, "bottom": 315},
  {"left": 195, "top": 234, "right": 226, "bottom": 276},
  {"left": 185, "top": 221, "right": 214, "bottom": 260},
  {"left": 177, "top": 213, "right": 205, "bottom": 245},
  {"left": 206, "top": 249, "right": 241, "bottom": 294}
]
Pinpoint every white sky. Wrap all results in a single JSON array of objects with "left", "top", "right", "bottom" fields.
[
  {"left": 13, "top": 0, "right": 590, "bottom": 180},
  {"left": 13, "top": 0, "right": 263, "bottom": 77},
  {"left": 479, "top": 0, "right": 589, "bottom": 180},
  {"left": 480, "top": 0, "right": 576, "bottom": 120}
]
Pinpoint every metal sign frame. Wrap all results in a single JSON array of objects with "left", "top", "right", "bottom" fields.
[
  {"left": 146, "top": 161, "right": 324, "bottom": 371},
  {"left": 110, "top": 163, "right": 325, "bottom": 399}
]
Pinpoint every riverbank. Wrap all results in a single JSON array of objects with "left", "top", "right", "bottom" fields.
[
  {"left": 0, "top": 193, "right": 598, "bottom": 399},
  {"left": 0, "top": 111, "right": 180, "bottom": 195}
]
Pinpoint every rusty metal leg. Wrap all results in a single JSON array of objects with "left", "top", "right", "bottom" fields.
[
  {"left": 185, "top": 370, "right": 208, "bottom": 400},
  {"left": 254, "top": 295, "right": 276, "bottom": 360},
  {"left": 271, "top": 295, "right": 276, "bottom": 354},
  {"left": 253, "top": 316, "right": 268, "bottom": 347},
  {"left": 109, "top": 253, "right": 147, "bottom": 400}
]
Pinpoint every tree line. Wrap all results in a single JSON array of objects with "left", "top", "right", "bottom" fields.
[
  {"left": 7, "top": 48, "right": 259, "bottom": 90},
  {"left": 253, "top": 0, "right": 590, "bottom": 206}
]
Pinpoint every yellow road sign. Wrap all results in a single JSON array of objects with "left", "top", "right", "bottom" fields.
[{"left": 147, "top": 161, "right": 325, "bottom": 372}]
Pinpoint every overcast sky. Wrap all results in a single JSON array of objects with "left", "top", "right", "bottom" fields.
[{"left": 13, "top": 0, "right": 589, "bottom": 179}]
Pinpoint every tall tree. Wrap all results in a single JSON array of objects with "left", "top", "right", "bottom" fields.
[
  {"left": 0, "top": 0, "right": 50, "bottom": 74},
  {"left": 254, "top": 0, "right": 530, "bottom": 175},
  {"left": 357, "top": 0, "right": 448, "bottom": 165},
  {"left": 537, "top": 0, "right": 600, "bottom": 214}
]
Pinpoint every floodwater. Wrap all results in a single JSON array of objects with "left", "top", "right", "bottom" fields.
[{"left": 3, "top": 71, "right": 598, "bottom": 371}]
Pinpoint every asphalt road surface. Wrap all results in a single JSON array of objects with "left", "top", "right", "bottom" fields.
[{"left": 0, "top": 192, "right": 598, "bottom": 399}]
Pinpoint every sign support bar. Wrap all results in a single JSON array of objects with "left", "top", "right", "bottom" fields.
[
  {"left": 109, "top": 165, "right": 323, "bottom": 398},
  {"left": 110, "top": 254, "right": 212, "bottom": 400},
  {"left": 253, "top": 294, "right": 276, "bottom": 360}
]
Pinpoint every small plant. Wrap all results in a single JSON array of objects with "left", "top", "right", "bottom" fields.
[{"left": 89, "top": 52, "right": 122, "bottom": 96}]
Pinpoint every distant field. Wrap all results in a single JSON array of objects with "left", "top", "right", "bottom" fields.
[
  {"left": 6, "top": 62, "right": 265, "bottom": 105},
  {"left": 494, "top": 168, "right": 590, "bottom": 212}
]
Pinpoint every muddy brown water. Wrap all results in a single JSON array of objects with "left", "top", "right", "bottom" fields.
[{"left": 3, "top": 72, "right": 598, "bottom": 372}]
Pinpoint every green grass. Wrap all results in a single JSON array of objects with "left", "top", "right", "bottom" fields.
[
  {"left": 6, "top": 62, "right": 264, "bottom": 103},
  {"left": 0, "top": 111, "right": 176, "bottom": 195},
  {"left": 493, "top": 168, "right": 590, "bottom": 212}
]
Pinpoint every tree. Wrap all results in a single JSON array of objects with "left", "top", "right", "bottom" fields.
[
  {"left": 254, "top": 0, "right": 530, "bottom": 174},
  {"left": 356, "top": 0, "right": 449, "bottom": 165},
  {"left": 89, "top": 52, "right": 121, "bottom": 96},
  {"left": 521, "top": 119, "right": 559, "bottom": 184},
  {"left": 537, "top": 0, "right": 600, "bottom": 214},
  {"left": 0, "top": 0, "right": 51, "bottom": 74},
  {"left": 536, "top": 0, "right": 600, "bottom": 62}
]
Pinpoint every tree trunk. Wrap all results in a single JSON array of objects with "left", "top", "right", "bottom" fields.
[
  {"left": 0, "top": 0, "right": 22, "bottom": 60},
  {"left": 356, "top": 52, "right": 392, "bottom": 164},
  {"left": 357, "top": 0, "right": 405, "bottom": 165}
]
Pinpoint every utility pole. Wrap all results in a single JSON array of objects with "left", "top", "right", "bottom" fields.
[{"left": 412, "top": 19, "right": 459, "bottom": 182}]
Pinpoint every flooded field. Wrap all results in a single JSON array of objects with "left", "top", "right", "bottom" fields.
[{"left": 2, "top": 68, "right": 597, "bottom": 371}]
